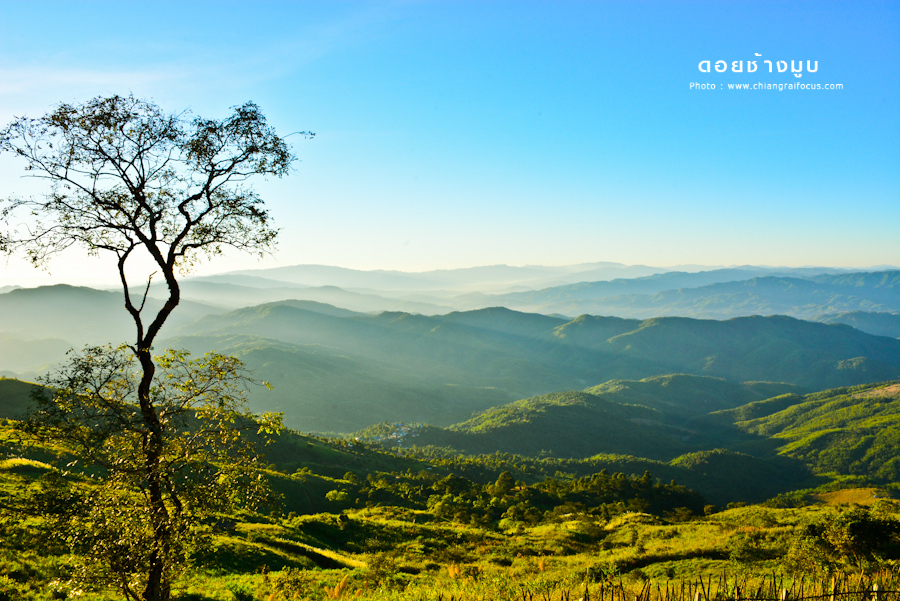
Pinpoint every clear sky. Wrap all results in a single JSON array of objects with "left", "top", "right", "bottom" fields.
[{"left": 0, "top": 1, "right": 898, "bottom": 286}]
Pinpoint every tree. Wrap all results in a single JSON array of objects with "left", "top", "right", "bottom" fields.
[
  {"left": 23, "top": 345, "right": 279, "bottom": 599},
  {"left": 0, "top": 95, "right": 312, "bottom": 600},
  {"left": 784, "top": 506, "right": 900, "bottom": 574}
]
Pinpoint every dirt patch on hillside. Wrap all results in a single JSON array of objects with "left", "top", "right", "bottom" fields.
[
  {"left": 810, "top": 488, "right": 892, "bottom": 505},
  {"left": 853, "top": 384, "right": 900, "bottom": 399}
]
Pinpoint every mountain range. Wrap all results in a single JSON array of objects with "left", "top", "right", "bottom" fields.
[
  {"left": 3, "top": 263, "right": 900, "bottom": 507},
  {"left": 2, "top": 272, "right": 900, "bottom": 431},
  {"left": 138, "top": 267, "right": 900, "bottom": 334},
  {"left": 153, "top": 306, "right": 900, "bottom": 431}
]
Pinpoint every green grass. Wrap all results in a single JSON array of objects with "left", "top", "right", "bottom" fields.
[{"left": 6, "top": 379, "right": 900, "bottom": 599}]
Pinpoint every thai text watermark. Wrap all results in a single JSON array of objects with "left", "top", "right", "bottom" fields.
[{"left": 698, "top": 54, "right": 817, "bottom": 78}]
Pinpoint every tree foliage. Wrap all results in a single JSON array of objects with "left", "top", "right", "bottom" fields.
[
  {"left": 785, "top": 504, "right": 900, "bottom": 573},
  {"left": 1, "top": 95, "right": 299, "bottom": 269},
  {"left": 18, "top": 346, "right": 281, "bottom": 599}
]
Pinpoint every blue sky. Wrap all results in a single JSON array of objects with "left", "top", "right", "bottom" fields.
[{"left": 0, "top": 1, "right": 897, "bottom": 284}]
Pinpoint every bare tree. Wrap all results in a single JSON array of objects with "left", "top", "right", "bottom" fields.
[{"left": 0, "top": 95, "right": 312, "bottom": 601}]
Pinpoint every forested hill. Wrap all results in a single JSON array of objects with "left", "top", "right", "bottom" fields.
[
  {"left": 180, "top": 304, "right": 900, "bottom": 390},
  {"left": 705, "top": 380, "right": 900, "bottom": 480},
  {"left": 2, "top": 283, "right": 900, "bottom": 432},
  {"left": 366, "top": 375, "right": 801, "bottom": 461},
  {"left": 156, "top": 304, "right": 900, "bottom": 432},
  {"left": 355, "top": 379, "right": 900, "bottom": 504}
]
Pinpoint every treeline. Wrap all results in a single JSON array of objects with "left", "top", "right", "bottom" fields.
[{"left": 317, "top": 466, "right": 705, "bottom": 527}]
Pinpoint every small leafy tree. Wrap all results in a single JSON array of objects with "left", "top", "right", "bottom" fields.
[
  {"left": 785, "top": 506, "right": 900, "bottom": 573},
  {"left": 23, "top": 345, "right": 280, "bottom": 598},
  {"left": 0, "top": 95, "right": 312, "bottom": 600}
]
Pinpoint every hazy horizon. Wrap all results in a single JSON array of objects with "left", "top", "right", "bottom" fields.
[{"left": 2, "top": 259, "right": 898, "bottom": 292}]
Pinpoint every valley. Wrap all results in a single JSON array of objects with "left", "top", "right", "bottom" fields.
[{"left": 2, "top": 263, "right": 900, "bottom": 599}]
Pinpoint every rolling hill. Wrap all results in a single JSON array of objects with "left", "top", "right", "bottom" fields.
[
  {"left": 389, "top": 375, "right": 799, "bottom": 461},
  {"left": 3, "top": 282, "right": 900, "bottom": 433},
  {"left": 174, "top": 303, "right": 900, "bottom": 419},
  {"left": 717, "top": 380, "right": 900, "bottom": 480},
  {"left": 163, "top": 302, "right": 900, "bottom": 432},
  {"left": 160, "top": 334, "right": 515, "bottom": 433},
  {"left": 0, "top": 377, "right": 42, "bottom": 419},
  {"left": 359, "top": 380, "right": 900, "bottom": 503}
]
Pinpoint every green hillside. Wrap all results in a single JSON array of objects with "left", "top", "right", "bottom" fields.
[
  {"left": 725, "top": 381, "right": 900, "bottom": 479},
  {"left": 368, "top": 375, "right": 797, "bottom": 462},
  {"left": 585, "top": 374, "right": 801, "bottom": 419},
  {"left": 433, "top": 390, "right": 697, "bottom": 460},
  {"left": 405, "top": 377, "right": 798, "bottom": 460},
  {"left": 360, "top": 380, "right": 900, "bottom": 503}
]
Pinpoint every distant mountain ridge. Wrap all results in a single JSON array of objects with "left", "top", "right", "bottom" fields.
[
  {"left": 224, "top": 262, "right": 675, "bottom": 292},
  {"left": 208, "top": 263, "right": 873, "bottom": 300},
  {"left": 0, "top": 284, "right": 221, "bottom": 344},
  {"left": 477, "top": 270, "right": 900, "bottom": 319},
  {"left": 131, "top": 267, "right": 900, "bottom": 326},
  {"left": 816, "top": 312, "right": 900, "bottom": 339},
  {"left": 2, "top": 280, "right": 899, "bottom": 429}
]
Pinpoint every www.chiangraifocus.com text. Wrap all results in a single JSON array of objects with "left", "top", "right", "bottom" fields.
[{"left": 689, "top": 82, "right": 843, "bottom": 91}]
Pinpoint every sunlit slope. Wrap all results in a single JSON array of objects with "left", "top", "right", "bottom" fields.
[
  {"left": 584, "top": 374, "right": 801, "bottom": 419},
  {"left": 722, "top": 381, "right": 900, "bottom": 479},
  {"left": 431, "top": 390, "right": 701, "bottom": 460},
  {"left": 363, "top": 379, "right": 900, "bottom": 501},
  {"left": 404, "top": 376, "right": 798, "bottom": 460}
]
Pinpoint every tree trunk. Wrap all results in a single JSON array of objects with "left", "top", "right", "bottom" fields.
[{"left": 137, "top": 347, "right": 171, "bottom": 601}]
